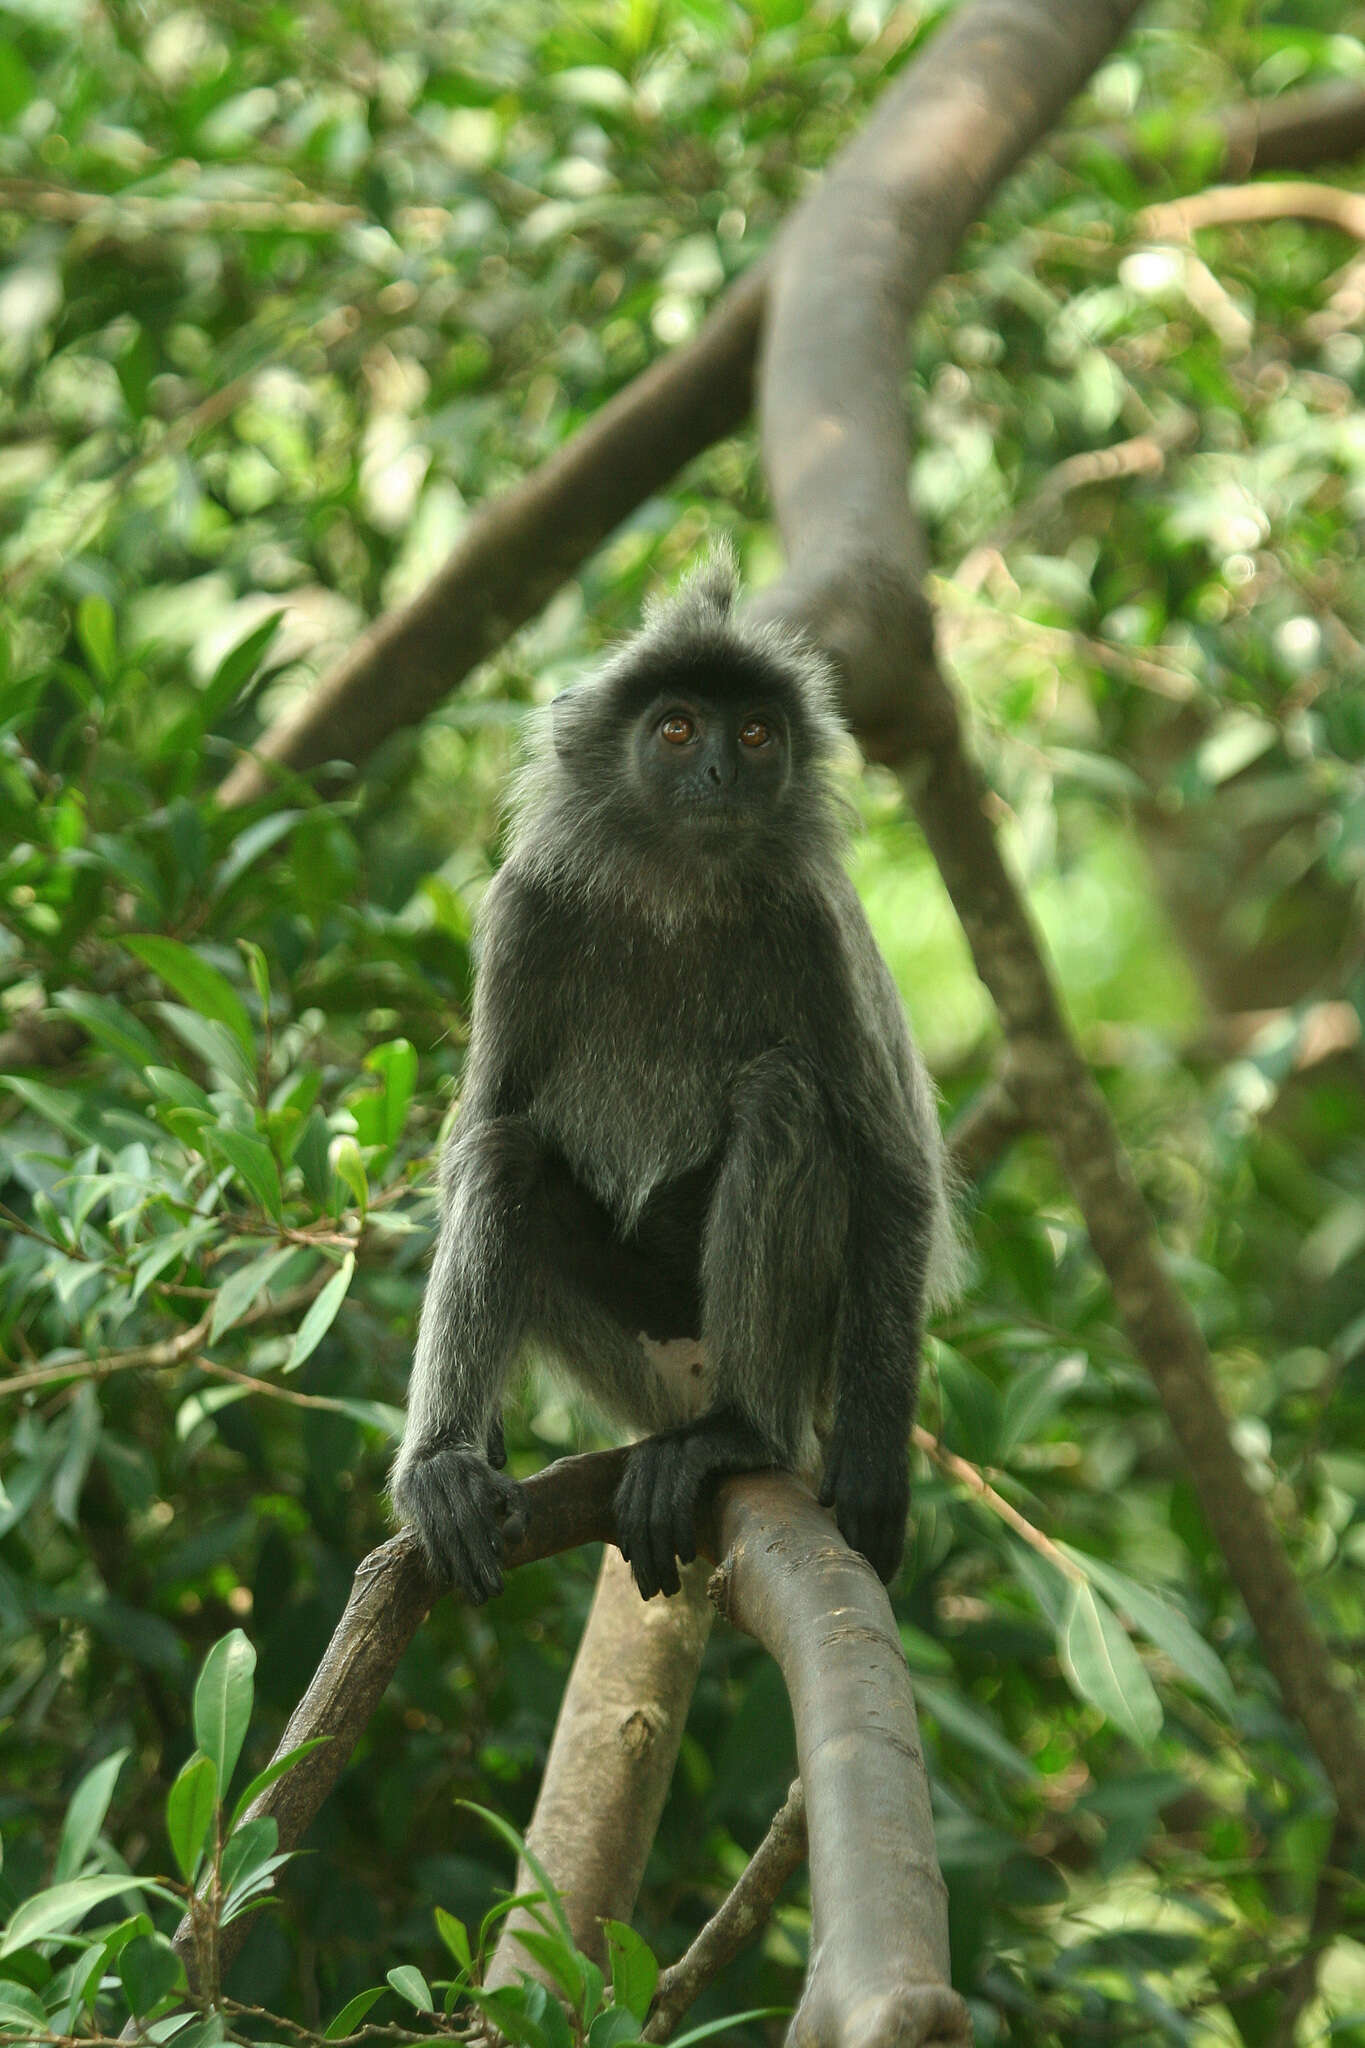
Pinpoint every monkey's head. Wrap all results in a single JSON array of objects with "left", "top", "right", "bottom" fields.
[{"left": 519, "top": 554, "right": 847, "bottom": 893}]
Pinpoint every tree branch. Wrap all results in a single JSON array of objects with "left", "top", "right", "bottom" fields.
[
  {"left": 1141, "top": 178, "right": 1365, "bottom": 243},
  {"left": 745, "top": 0, "right": 1365, "bottom": 1832},
  {"left": 644, "top": 1779, "right": 807, "bottom": 2044},
  {"left": 482, "top": 1546, "right": 712, "bottom": 1990},
  {"left": 708, "top": 1476, "right": 970, "bottom": 2048},
  {"left": 214, "top": 267, "right": 765, "bottom": 806},
  {"left": 168, "top": 1447, "right": 629, "bottom": 1996}
]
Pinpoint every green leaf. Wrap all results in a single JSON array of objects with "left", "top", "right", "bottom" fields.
[
  {"left": 285, "top": 1253, "right": 354, "bottom": 1371},
  {"left": 328, "top": 1134, "right": 368, "bottom": 1215},
  {"left": 363, "top": 1037, "right": 418, "bottom": 1148},
  {"left": 156, "top": 1007, "right": 256, "bottom": 1099},
  {"left": 668, "top": 2012, "right": 785, "bottom": 2047},
  {"left": 219, "top": 1852, "right": 291, "bottom": 1924},
  {"left": 463, "top": 1983, "right": 552, "bottom": 2048},
  {"left": 53, "top": 991, "right": 161, "bottom": 1071},
  {"left": 458, "top": 1802, "right": 573, "bottom": 1945},
  {"left": 324, "top": 1986, "right": 388, "bottom": 2039},
  {"left": 219, "top": 1816, "right": 278, "bottom": 1902},
  {"left": 199, "top": 612, "right": 285, "bottom": 729},
  {"left": 386, "top": 1965, "right": 434, "bottom": 2012},
  {"left": 0, "top": 1875, "right": 154, "bottom": 1958},
  {"left": 166, "top": 1753, "right": 218, "bottom": 1882},
  {"left": 0, "top": 40, "right": 35, "bottom": 121},
  {"left": 230, "top": 1738, "right": 331, "bottom": 1828},
  {"left": 210, "top": 1244, "right": 299, "bottom": 1343},
  {"left": 0, "top": 1074, "right": 94, "bottom": 1143},
  {"left": 1059, "top": 1583, "right": 1163, "bottom": 1749},
  {"left": 510, "top": 1927, "right": 587, "bottom": 2009},
  {"left": 1065, "top": 1550, "right": 1236, "bottom": 1718},
  {"left": 914, "top": 1678, "right": 1040, "bottom": 1782},
  {"left": 177, "top": 1385, "right": 253, "bottom": 1439},
  {"left": 145, "top": 1068, "right": 213, "bottom": 1112},
  {"left": 125, "top": 937, "right": 253, "bottom": 1059},
  {"left": 434, "top": 1906, "right": 471, "bottom": 1971},
  {"left": 211, "top": 812, "right": 304, "bottom": 901},
  {"left": 193, "top": 1630, "right": 256, "bottom": 1794},
  {"left": 208, "top": 1128, "right": 283, "bottom": 1220},
  {"left": 294, "top": 1108, "right": 334, "bottom": 1206},
  {"left": 239, "top": 941, "right": 270, "bottom": 1015},
  {"left": 119, "top": 1933, "right": 185, "bottom": 2016},
  {"left": 603, "top": 1921, "right": 658, "bottom": 2023},
  {"left": 0, "top": 1984, "right": 50, "bottom": 2030},
  {"left": 588, "top": 2007, "right": 646, "bottom": 2048},
  {"left": 77, "top": 596, "right": 118, "bottom": 683},
  {"left": 54, "top": 1748, "right": 129, "bottom": 1882}
]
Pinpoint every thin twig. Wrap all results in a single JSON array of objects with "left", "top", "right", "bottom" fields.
[
  {"left": 1141, "top": 179, "right": 1365, "bottom": 244},
  {"left": 912, "top": 1427, "right": 1084, "bottom": 1582},
  {"left": 644, "top": 1780, "right": 807, "bottom": 2043},
  {"left": 0, "top": 1277, "right": 326, "bottom": 1400}
]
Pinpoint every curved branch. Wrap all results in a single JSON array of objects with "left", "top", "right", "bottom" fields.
[
  {"left": 708, "top": 1476, "right": 970, "bottom": 2048},
  {"left": 746, "top": 0, "right": 1365, "bottom": 1830},
  {"left": 1141, "top": 178, "right": 1365, "bottom": 243},
  {"left": 172, "top": 1446, "right": 628, "bottom": 1994},
  {"left": 1092, "top": 79, "right": 1365, "bottom": 179},
  {"left": 215, "top": 268, "right": 765, "bottom": 806}
]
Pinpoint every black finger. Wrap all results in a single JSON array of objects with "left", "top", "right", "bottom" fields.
[
  {"left": 670, "top": 1460, "right": 699, "bottom": 1570},
  {"left": 646, "top": 1457, "right": 682, "bottom": 1600}
]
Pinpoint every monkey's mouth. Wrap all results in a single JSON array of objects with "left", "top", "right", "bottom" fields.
[{"left": 674, "top": 791, "right": 758, "bottom": 825}]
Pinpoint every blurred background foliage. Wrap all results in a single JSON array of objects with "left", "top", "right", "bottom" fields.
[{"left": 3, "top": 0, "right": 1365, "bottom": 2039}]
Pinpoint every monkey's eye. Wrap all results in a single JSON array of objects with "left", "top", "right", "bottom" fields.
[
  {"left": 659, "top": 713, "right": 696, "bottom": 746},
  {"left": 738, "top": 718, "right": 773, "bottom": 749}
]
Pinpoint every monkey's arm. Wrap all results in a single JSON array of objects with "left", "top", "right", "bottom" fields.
[
  {"left": 391, "top": 1114, "right": 542, "bottom": 1601},
  {"left": 391, "top": 874, "right": 556, "bottom": 1602},
  {"left": 817, "top": 1144, "right": 931, "bottom": 1585}
]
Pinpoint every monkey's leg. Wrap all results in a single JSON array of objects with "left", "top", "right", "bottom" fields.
[
  {"left": 818, "top": 1157, "right": 931, "bottom": 1584},
  {"left": 392, "top": 1117, "right": 544, "bottom": 1603},
  {"left": 615, "top": 1049, "right": 847, "bottom": 1601}
]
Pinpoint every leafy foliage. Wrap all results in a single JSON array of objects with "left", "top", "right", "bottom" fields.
[{"left": 4, "top": 0, "right": 1365, "bottom": 2043}]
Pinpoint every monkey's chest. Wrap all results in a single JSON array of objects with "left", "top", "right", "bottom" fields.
[{"left": 530, "top": 931, "right": 782, "bottom": 1224}]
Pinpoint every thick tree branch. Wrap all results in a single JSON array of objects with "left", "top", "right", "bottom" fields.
[
  {"left": 482, "top": 1547, "right": 712, "bottom": 1989},
  {"left": 215, "top": 268, "right": 764, "bottom": 806},
  {"left": 169, "top": 1447, "right": 628, "bottom": 1994},
  {"left": 1095, "top": 79, "right": 1365, "bottom": 179},
  {"left": 744, "top": 0, "right": 1365, "bottom": 1831},
  {"left": 708, "top": 1476, "right": 970, "bottom": 2048},
  {"left": 171, "top": 1453, "right": 961, "bottom": 2048}
]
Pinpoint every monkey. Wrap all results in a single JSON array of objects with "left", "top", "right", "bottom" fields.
[{"left": 391, "top": 554, "right": 960, "bottom": 1605}]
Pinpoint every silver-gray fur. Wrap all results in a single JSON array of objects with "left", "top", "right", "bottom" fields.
[{"left": 392, "top": 554, "right": 960, "bottom": 1602}]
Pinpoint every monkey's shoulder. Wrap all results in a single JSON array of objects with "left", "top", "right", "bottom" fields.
[{"left": 479, "top": 858, "right": 844, "bottom": 1009}]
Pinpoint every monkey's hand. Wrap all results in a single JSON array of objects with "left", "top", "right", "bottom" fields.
[
  {"left": 818, "top": 1414, "right": 909, "bottom": 1585},
  {"left": 614, "top": 1407, "right": 775, "bottom": 1601},
  {"left": 392, "top": 1433, "right": 529, "bottom": 1605}
]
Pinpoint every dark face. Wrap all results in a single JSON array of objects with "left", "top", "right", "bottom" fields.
[{"left": 631, "top": 692, "right": 792, "bottom": 833}]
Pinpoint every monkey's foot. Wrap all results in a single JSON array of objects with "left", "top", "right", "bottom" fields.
[
  {"left": 818, "top": 1421, "right": 909, "bottom": 1584},
  {"left": 614, "top": 1408, "right": 776, "bottom": 1601},
  {"left": 393, "top": 1439, "right": 529, "bottom": 1605}
]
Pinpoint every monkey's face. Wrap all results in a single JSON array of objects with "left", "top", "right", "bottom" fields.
[{"left": 630, "top": 694, "right": 793, "bottom": 836}]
